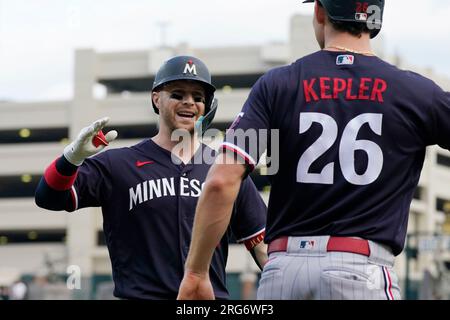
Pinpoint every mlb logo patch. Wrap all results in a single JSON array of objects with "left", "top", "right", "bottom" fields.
[
  {"left": 299, "top": 240, "right": 315, "bottom": 250},
  {"left": 355, "top": 13, "right": 368, "bottom": 21},
  {"left": 336, "top": 55, "right": 354, "bottom": 66}
]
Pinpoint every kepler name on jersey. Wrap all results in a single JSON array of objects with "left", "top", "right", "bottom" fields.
[
  {"left": 303, "top": 77, "right": 387, "bottom": 103},
  {"left": 129, "top": 177, "right": 205, "bottom": 211}
]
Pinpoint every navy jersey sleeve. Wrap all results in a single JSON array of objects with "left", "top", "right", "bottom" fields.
[
  {"left": 72, "top": 152, "right": 113, "bottom": 210},
  {"left": 35, "top": 156, "right": 78, "bottom": 212},
  {"left": 35, "top": 151, "right": 112, "bottom": 212},
  {"left": 230, "top": 176, "right": 267, "bottom": 249},
  {"left": 221, "top": 72, "right": 274, "bottom": 171},
  {"left": 428, "top": 85, "right": 450, "bottom": 150}
]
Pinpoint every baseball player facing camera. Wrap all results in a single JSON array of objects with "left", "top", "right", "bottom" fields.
[
  {"left": 178, "top": 0, "right": 450, "bottom": 300},
  {"left": 35, "top": 56, "right": 268, "bottom": 300}
]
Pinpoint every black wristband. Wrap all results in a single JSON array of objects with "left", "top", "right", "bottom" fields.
[{"left": 56, "top": 155, "right": 79, "bottom": 176}]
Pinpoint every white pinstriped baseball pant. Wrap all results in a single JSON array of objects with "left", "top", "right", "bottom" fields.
[{"left": 257, "top": 236, "right": 401, "bottom": 300}]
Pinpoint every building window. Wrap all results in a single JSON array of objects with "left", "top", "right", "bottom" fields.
[
  {"left": 0, "top": 128, "right": 68, "bottom": 144},
  {"left": 0, "top": 124, "right": 165, "bottom": 144},
  {"left": 436, "top": 198, "right": 450, "bottom": 212},
  {"left": 105, "top": 124, "right": 158, "bottom": 139},
  {"left": 0, "top": 230, "right": 66, "bottom": 245},
  {"left": 97, "top": 231, "right": 106, "bottom": 246},
  {"left": 437, "top": 154, "right": 450, "bottom": 168},
  {"left": 413, "top": 186, "right": 423, "bottom": 200},
  {"left": 0, "top": 175, "right": 41, "bottom": 198},
  {"left": 98, "top": 73, "right": 263, "bottom": 94}
]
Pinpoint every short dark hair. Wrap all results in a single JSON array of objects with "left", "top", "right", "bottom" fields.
[{"left": 328, "top": 17, "right": 371, "bottom": 38}]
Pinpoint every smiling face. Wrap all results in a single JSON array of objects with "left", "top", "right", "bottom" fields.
[{"left": 152, "top": 81, "right": 206, "bottom": 134}]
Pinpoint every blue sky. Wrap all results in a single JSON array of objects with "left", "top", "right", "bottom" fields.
[{"left": 0, "top": 0, "right": 449, "bottom": 101}]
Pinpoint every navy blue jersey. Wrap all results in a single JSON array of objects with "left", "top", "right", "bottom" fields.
[
  {"left": 222, "top": 50, "right": 450, "bottom": 256},
  {"left": 37, "top": 139, "right": 266, "bottom": 299}
]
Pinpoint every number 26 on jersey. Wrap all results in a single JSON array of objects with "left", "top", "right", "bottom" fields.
[{"left": 297, "top": 112, "right": 383, "bottom": 186}]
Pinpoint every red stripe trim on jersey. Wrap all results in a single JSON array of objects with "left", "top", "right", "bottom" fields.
[
  {"left": 220, "top": 143, "right": 256, "bottom": 171},
  {"left": 383, "top": 266, "right": 394, "bottom": 300},
  {"left": 237, "top": 228, "right": 265, "bottom": 242},
  {"left": 221, "top": 142, "right": 257, "bottom": 165},
  {"left": 70, "top": 186, "right": 79, "bottom": 211},
  {"left": 385, "top": 267, "right": 394, "bottom": 300},
  {"left": 240, "top": 230, "right": 265, "bottom": 251},
  {"left": 44, "top": 158, "right": 78, "bottom": 191}
]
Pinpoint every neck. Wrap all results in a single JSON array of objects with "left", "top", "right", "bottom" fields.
[
  {"left": 152, "top": 126, "right": 200, "bottom": 164},
  {"left": 324, "top": 29, "right": 373, "bottom": 55}
]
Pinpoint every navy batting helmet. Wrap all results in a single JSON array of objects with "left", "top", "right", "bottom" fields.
[
  {"left": 303, "top": 0, "right": 385, "bottom": 39},
  {"left": 151, "top": 55, "right": 216, "bottom": 115}
]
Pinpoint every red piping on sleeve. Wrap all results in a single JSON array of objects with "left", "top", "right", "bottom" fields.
[{"left": 221, "top": 144, "right": 256, "bottom": 171}]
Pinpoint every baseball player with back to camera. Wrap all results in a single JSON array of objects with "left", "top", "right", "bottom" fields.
[
  {"left": 35, "top": 56, "right": 268, "bottom": 300},
  {"left": 178, "top": 0, "right": 450, "bottom": 300}
]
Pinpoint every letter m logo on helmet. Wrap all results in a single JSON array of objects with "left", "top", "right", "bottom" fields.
[{"left": 183, "top": 60, "right": 197, "bottom": 76}]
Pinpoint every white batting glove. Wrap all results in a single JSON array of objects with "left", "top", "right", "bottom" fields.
[{"left": 63, "top": 117, "right": 118, "bottom": 166}]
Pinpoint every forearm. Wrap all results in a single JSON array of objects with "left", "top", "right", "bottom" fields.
[
  {"left": 186, "top": 177, "right": 242, "bottom": 273},
  {"left": 250, "top": 242, "right": 268, "bottom": 271},
  {"left": 185, "top": 157, "right": 245, "bottom": 274}
]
